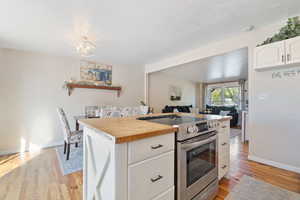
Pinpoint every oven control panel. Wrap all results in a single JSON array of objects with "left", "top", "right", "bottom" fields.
[
  {"left": 177, "top": 120, "right": 220, "bottom": 141},
  {"left": 187, "top": 126, "right": 198, "bottom": 134}
]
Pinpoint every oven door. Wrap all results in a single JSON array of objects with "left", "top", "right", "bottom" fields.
[{"left": 177, "top": 132, "right": 218, "bottom": 200}]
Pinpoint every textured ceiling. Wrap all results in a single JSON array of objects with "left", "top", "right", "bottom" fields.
[{"left": 0, "top": 0, "right": 299, "bottom": 65}]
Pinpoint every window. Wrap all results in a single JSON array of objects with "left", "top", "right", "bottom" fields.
[
  {"left": 210, "top": 88, "right": 223, "bottom": 106},
  {"left": 223, "top": 87, "right": 240, "bottom": 106},
  {"left": 206, "top": 83, "right": 241, "bottom": 108}
]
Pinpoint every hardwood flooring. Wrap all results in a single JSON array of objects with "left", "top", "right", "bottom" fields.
[
  {"left": 215, "top": 136, "right": 300, "bottom": 199},
  {"left": 0, "top": 149, "right": 82, "bottom": 200},
  {"left": 0, "top": 136, "right": 299, "bottom": 200}
]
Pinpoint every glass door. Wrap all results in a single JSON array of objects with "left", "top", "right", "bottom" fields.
[{"left": 186, "top": 141, "right": 216, "bottom": 187}]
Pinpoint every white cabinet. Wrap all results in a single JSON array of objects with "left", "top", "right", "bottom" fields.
[
  {"left": 254, "top": 40, "right": 285, "bottom": 69},
  {"left": 152, "top": 187, "right": 174, "bottom": 200},
  {"left": 254, "top": 36, "right": 300, "bottom": 70},
  {"left": 128, "top": 133, "right": 174, "bottom": 164},
  {"left": 128, "top": 152, "right": 174, "bottom": 200},
  {"left": 127, "top": 135, "right": 175, "bottom": 200},
  {"left": 218, "top": 120, "right": 230, "bottom": 179},
  {"left": 286, "top": 36, "right": 300, "bottom": 64},
  {"left": 83, "top": 128, "right": 175, "bottom": 200}
]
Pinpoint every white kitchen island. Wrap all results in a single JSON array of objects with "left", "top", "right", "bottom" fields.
[
  {"left": 80, "top": 115, "right": 177, "bottom": 200},
  {"left": 79, "top": 113, "right": 231, "bottom": 200}
]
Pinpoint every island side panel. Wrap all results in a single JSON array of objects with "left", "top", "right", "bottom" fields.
[
  {"left": 83, "top": 127, "right": 127, "bottom": 200},
  {"left": 115, "top": 142, "right": 128, "bottom": 200}
]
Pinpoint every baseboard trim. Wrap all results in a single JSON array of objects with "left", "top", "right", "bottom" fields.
[
  {"left": 0, "top": 141, "right": 64, "bottom": 156},
  {"left": 248, "top": 154, "right": 300, "bottom": 174}
]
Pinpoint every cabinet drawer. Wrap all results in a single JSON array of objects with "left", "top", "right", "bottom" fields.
[
  {"left": 219, "top": 147, "right": 230, "bottom": 163},
  {"left": 128, "top": 133, "right": 174, "bottom": 164},
  {"left": 219, "top": 162, "right": 229, "bottom": 179},
  {"left": 218, "top": 133, "right": 229, "bottom": 145},
  {"left": 152, "top": 187, "right": 174, "bottom": 200},
  {"left": 218, "top": 131, "right": 229, "bottom": 147},
  {"left": 218, "top": 152, "right": 230, "bottom": 179},
  {"left": 219, "top": 140, "right": 230, "bottom": 156},
  {"left": 218, "top": 140, "right": 230, "bottom": 165},
  {"left": 219, "top": 121, "right": 230, "bottom": 131},
  {"left": 128, "top": 151, "right": 174, "bottom": 200}
]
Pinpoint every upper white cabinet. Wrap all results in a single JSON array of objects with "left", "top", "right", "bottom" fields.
[
  {"left": 254, "top": 36, "right": 300, "bottom": 70},
  {"left": 286, "top": 36, "right": 300, "bottom": 65},
  {"left": 254, "top": 41, "right": 285, "bottom": 70}
]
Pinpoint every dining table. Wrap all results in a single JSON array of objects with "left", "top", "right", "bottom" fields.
[{"left": 73, "top": 115, "right": 100, "bottom": 131}]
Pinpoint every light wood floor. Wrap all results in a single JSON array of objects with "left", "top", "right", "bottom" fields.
[{"left": 0, "top": 136, "right": 299, "bottom": 200}]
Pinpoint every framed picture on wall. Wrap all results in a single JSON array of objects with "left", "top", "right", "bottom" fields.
[
  {"left": 80, "top": 60, "right": 112, "bottom": 85},
  {"left": 169, "top": 85, "right": 182, "bottom": 101}
]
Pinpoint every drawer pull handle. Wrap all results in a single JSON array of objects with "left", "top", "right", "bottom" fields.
[
  {"left": 222, "top": 126, "right": 227, "bottom": 128},
  {"left": 222, "top": 165, "right": 227, "bottom": 169},
  {"left": 151, "top": 144, "right": 163, "bottom": 149},
  {"left": 222, "top": 142, "right": 227, "bottom": 146},
  {"left": 151, "top": 175, "right": 163, "bottom": 182}
]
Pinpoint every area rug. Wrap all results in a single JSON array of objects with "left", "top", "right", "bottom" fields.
[
  {"left": 225, "top": 175, "right": 300, "bottom": 200},
  {"left": 56, "top": 144, "right": 83, "bottom": 175},
  {"left": 230, "top": 128, "right": 241, "bottom": 138}
]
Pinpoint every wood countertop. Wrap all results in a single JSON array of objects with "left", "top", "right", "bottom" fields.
[{"left": 79, "top": 113, "right": 231, "bottom": 144}]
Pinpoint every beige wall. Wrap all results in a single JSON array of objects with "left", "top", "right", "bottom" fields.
[
  {"left": 148, "top": 72, "right": 196, "bottom": 113},
  {"left": 146, "top": 15, "right": 300, "bottom": 173},
  {"left": 0, "top": 48, "right": 144, "bottom": 154}
]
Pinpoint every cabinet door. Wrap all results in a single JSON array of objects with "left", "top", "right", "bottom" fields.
[
  {"left": 254, "top": 41, "right": 285, "bottom": 69},
  {"left": 286, "top": 36, "right": 300, "bottom": 65}
]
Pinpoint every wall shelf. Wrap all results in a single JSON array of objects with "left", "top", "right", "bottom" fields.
[{"left": 66, "top": 83, "right": 122, "bottom": 97}]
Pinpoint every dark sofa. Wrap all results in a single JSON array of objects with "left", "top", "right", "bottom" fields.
[
  {"left": 162, "top": 105, "right": 193, "bottom": 113},
  {"left": 162, "top": 104, "right": 238, "bottom": 127},
  {"left": 200, "top": 105, "right": 238, "bottom": 127}
]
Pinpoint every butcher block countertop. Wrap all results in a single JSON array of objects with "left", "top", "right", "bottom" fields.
[{"left": 79, "top": 113, "right": 231, "bottom": 144}]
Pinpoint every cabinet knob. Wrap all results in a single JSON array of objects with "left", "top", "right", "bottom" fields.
[
  {"left": 222, "top": 142, "right": 227, "bottom": 146},
  {"left": 222, "top": 165, "right": 227, "bottom": 169},
  {"left": 151, "top": 144, "right": 163, "bottom": 149},
  {"left": 151, "top": 175, "right": 163, "bottom": 182},
  {"left": 282, "top": 55, "right": 286, "bottom": 63},
  {"left": 287, "top": 54, "right": 291, "bottom": 62}
]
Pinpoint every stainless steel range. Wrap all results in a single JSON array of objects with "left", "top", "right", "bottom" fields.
[{"left": 137, "top": 114, "right": 219, "bottom": 200}]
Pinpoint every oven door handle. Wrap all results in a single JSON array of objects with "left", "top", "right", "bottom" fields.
[{"left": 181, "top": 135, "right": 217, "bottom": 150}]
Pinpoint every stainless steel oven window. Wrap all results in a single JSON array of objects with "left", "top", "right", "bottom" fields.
[
  {"left": 186, "top": 141, "right": 216, "bottom": 187},
  {"left": 177, "top": 132, "right": 218, "bottom": 200}
]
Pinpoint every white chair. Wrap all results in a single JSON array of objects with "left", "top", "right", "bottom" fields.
[
  {"left": 121, "top": 107, "right": 133, "bottom": 117},
  {"left": 132, "top": 107, "right": 142, "bottom": 116},
  {"left": 57, "top": 108, "right": 82, "bottom": 160},
  {"left": 110, "top": 110, "right": 121, "bottom": 118},
  {"left": 100, "top": 108, "right": 112, "bottom": 118},
  {"left": 100, "top": 108, "right": 121, "bottom": 118},
  {"left": 85, "top": 106, "right": 98, "bottom": 118},
  {"left": 140, "top": 106, "right": 149, "bottom": 115}
]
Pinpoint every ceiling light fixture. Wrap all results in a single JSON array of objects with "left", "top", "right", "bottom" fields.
[{"left": 76, "top": 36, "right": 96, "bottom": 57}]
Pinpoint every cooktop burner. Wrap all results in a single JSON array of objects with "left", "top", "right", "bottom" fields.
[{"left": 137, "top": 115, "right": 206, "bottom": 126}]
